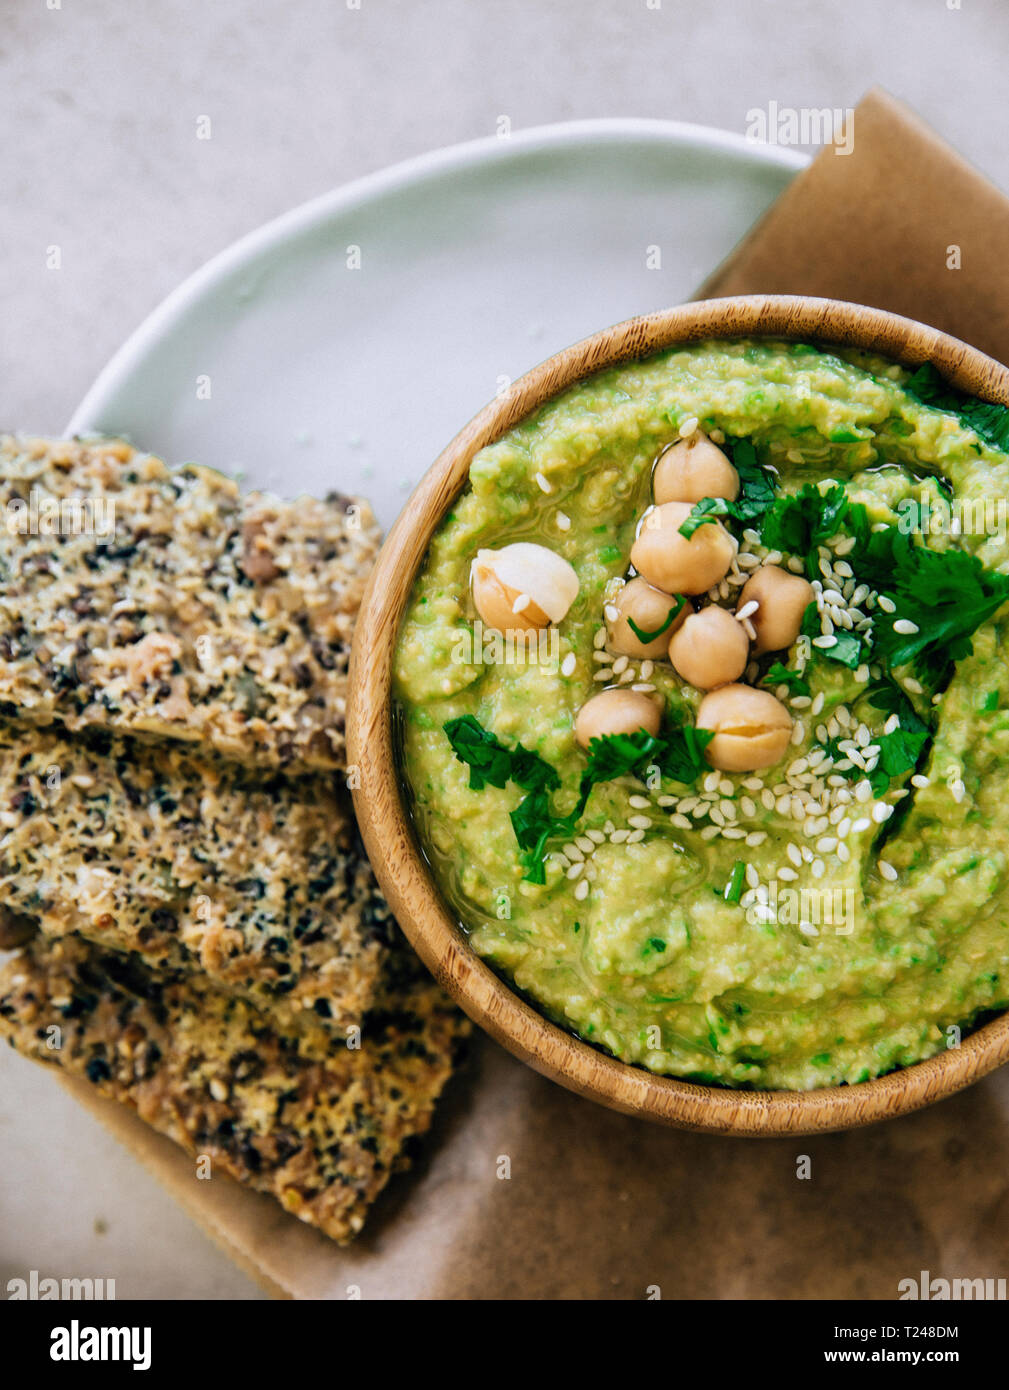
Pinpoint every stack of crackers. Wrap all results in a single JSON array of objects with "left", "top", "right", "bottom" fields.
[{"left": 0, "top": 436, "right": 468, "bottom": 1244}]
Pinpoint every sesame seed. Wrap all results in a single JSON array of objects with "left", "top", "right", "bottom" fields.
[
  {"left": 575, "top": 835, "right": 594, "bottom": 853},
  {"left": 791, "top": 720, "right": 805, "bottom": 745},
  {"left": 836, "top": 842, "right": 851, "bottom": 862},
  {"left": 722, "top": 827, "right": 747, "bottom": 840},
  {"left": 593, "top": 627, "right": 607, "bottom": 649},
  {"left": 787, "top": 556, "right": 805, "bottom": 574},
  {"left": 742, "top": 777, "right": 764, "bottom": 791},
  {"left": 877, "top": 594, "right": 896, "bottom": 613},
  {"left": 950, "top": 780, "right": 966, "bottom": 803},
  {"left": 604, "top": 605, "right": 620, "bottom": 623},
  {"left": 628, "top": 795, "right": 650, "bottom": 809},
  {"left": 778, "top": 867, "right": 799, "bottom": 882},
  {"left": 593, "top": 670, "right": 613, "bottom": 682},
  {"left": 878, "top": 860, "right": 898, "bottom": 881},
  {"left": 679, "top": 416, "right": 699, "bottom": 437},
  {"left": 903, "top": 677, "right": 924, "bottom": 694},
  {"left": 593, "top": 650, "right": 611, "bottom": 663},
  {"left": 811, "top": 858, "right": 825, "bottom": 878},
  {"left": 640, "top": 660, "right": 654, "bottom": 679},
  {"left": 910, "top": 774, "right": 929, "bottom": 789},
  {"left": 816, "top": 836, "right": 838, "bottom": 853},
  {"left": 535, "top": 472, "right": 553, "bottom": 493},
  {"left": 512, "top": 593, "right": 531, "bottom": 613},
  {"left": 737, "top": 599, "right": 759, "bottom": 621},
  {"left": 812, "top": 634, "right": 838, "bottom": 649},
  {"left": 671, "top": 814, "right": 691, "bottom": 830},
  {"left": 626, "top": 828, "right": 646, "bottom": 843},
  {"left": 556, "top": 511, "right": 571, "bottom": 530},
  {"left": 566, "top": 862, "right": 584, "bottom": 879},
  {"left": 610, "top": 828, "right": 630, "bottom": 843},
  {"left": 740, "top": 796, "right": 757, "bottom": 818},
  {"left": 837, "top": 817, "right": 852, "bottom": 838},
  {"left": 883, "top": 713, "right": 900, "bottom": 735},
  {"left": 618, "top": 669, "right": 636, "bottom": 684},
  {"left": 786, "top": 843, "right": 802, "bottom": 867},
  {"left": 574, "top": 879, "right": 589, "bottom": 900},
  {"left": 561, "top": 653, "right": 576, "bottom": 678},
  {"left": 704, "top": 771, "right": 721, "bottom": 793},
  {"left": 563, "top": 843, "right": 584, "bottom": 861},
  {"left": 761, "top": 789, "right": 776, "bottom": 811},
  {"left": 586, "top": 829, "right": 605, "bottom": 844},
  {"left": 799, "top": 922, "right": 819, "bottom": 937},
  {"left": 700, "top": 825, "right": 721, "bottom": 841},
  {"left": 632, "top": 682, "right": 657, "bottom": 693},
  {"left": 628, "top": 815, "right": 651, "bottom": 830},
  {"left": 745, "top": 863, "right": 760, "bottom": 888},
  {"left": 871, "top": 802, "right": 892, "bottom": 823},
  {"left": 851, "top": 817, "right": 871, "bottom": 832},
  {"left": 745, "top": 831, "right": 767, "bottom": 847},
  {"left": 893, "top": 618, "right": 919, "bottom": 635},
  {"left": 855, "top": 781, "right": 872, "bottom": 803}
]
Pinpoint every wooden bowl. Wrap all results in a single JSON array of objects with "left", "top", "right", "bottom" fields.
[{"left": 349, "top": 294, "right": 1009, "bottom": 1136}]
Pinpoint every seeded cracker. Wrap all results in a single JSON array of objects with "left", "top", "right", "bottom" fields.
[
  {"left": 0, "top": 436, "right": 381, "bottom": 772},
  {"left": 0, "top": 720, "right": 393, "bottom": 1029},
  {"left": 0, "top": 934, "right": 469, "bottom": 1243}
]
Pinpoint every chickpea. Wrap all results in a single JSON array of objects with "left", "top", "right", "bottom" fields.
[
  {"left": 668, "top": 606, "right": 749, "bottom": 690},
  {"left": 574, "top": 688, "right": 662, "bottom": 749},
  {"left": 653, "top": 433, "right": 740, "bottom": 505},
  {"left": 607, "top": 577, "right": 689, "bottom": 659},
  {"left": 471, "top": 542, "right": 579, "bottom": 633},
  {"left": 629, "top": 501, "right": 736, "bottom": 595},
  {"left": 695, "top": 684, "right": 793, "bottom": 772},
  {"left": 737, "top": 564, "right": 815, "bottom": 654}
]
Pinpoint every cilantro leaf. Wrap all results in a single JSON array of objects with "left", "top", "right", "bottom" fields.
[
  {"left": 760, "top": 483, "right": 849, "bottom": 576},
  {"left": 627, "top": 595, "right": 686, "bottom": 644},
  {"left": 445, "top": 713, "right": 711, "bottom": 883},
  {"left": 821, "top": 629, "right": 863, "bottom": 669},
  {"left": 444, "top": 715, "right": 559, "bottom": 793},
  {"left": 678, "top": 496, "right": 734, "bottom": 540},
  {"left": 849, "top": 528, "right": 1009, "bottom": 687},
  {"left": 762, "top": 662, "right": 810, "bottom": 697},
  {"left": 905, "top": 363, "right": 1009, "bottom": 453},
  {"left": 729, "top": 439, "right": 777, "bottom": 523},
  {"left": 676, "top": 440, "right": 777, "bottom": 540}
]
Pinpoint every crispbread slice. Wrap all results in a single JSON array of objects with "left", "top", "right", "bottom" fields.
[
  {"left": 0, "top": 435, "right": 381, "bottom": 772},
  {"left": 0, "top": 934, "right": 469, "bottom": 1244},
  {"left": 0, "top": 720, "right": 391, "bottom": 1029}
]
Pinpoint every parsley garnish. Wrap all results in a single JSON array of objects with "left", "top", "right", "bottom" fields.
[
  {"left": 443, "top": 713, "right": 712, "bottom": 883},
  {"left": 760, "top": 483, "right": 849, "bottom": 577},
  {"left": 800, "top": 599, "right": 863, "bottom": 669},
  {"left": 443, "top": 715, "right": 559, "bottom": 793},
  {"left": 676, "top": 439, "right": 777, "bottom": 540},
  {"left": 904, "top": 363, "right": 1009, "bottom": 454},
  {"left": 627, "top": 595, "right": 686, "bottom": 644},
  {"left": 730, "top": 439, "right": 777, "bottom": 523},
  {"left": 762, "top": 662, "right": 810, "bottom": 697},
  {"left": 847, "top": 526, "right": 1009, "bottom": 688}
]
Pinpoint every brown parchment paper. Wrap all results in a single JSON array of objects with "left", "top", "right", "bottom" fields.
[{"left": 51, "top": 88, "right": 1009, "bottom": 1299}]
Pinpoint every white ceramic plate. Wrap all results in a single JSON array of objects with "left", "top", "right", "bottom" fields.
[{"left": 68, "top": 119, "right": 805, "bottom": 528}]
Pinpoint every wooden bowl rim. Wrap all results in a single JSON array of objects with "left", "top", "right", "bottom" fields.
[{"left": 349, "top": 293, "right": 1009, "bottom": 1136}]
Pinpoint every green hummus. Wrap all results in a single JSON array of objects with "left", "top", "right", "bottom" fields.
[{"left": 394, "top": 338, "right": 1009, "bottom": 1090}]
